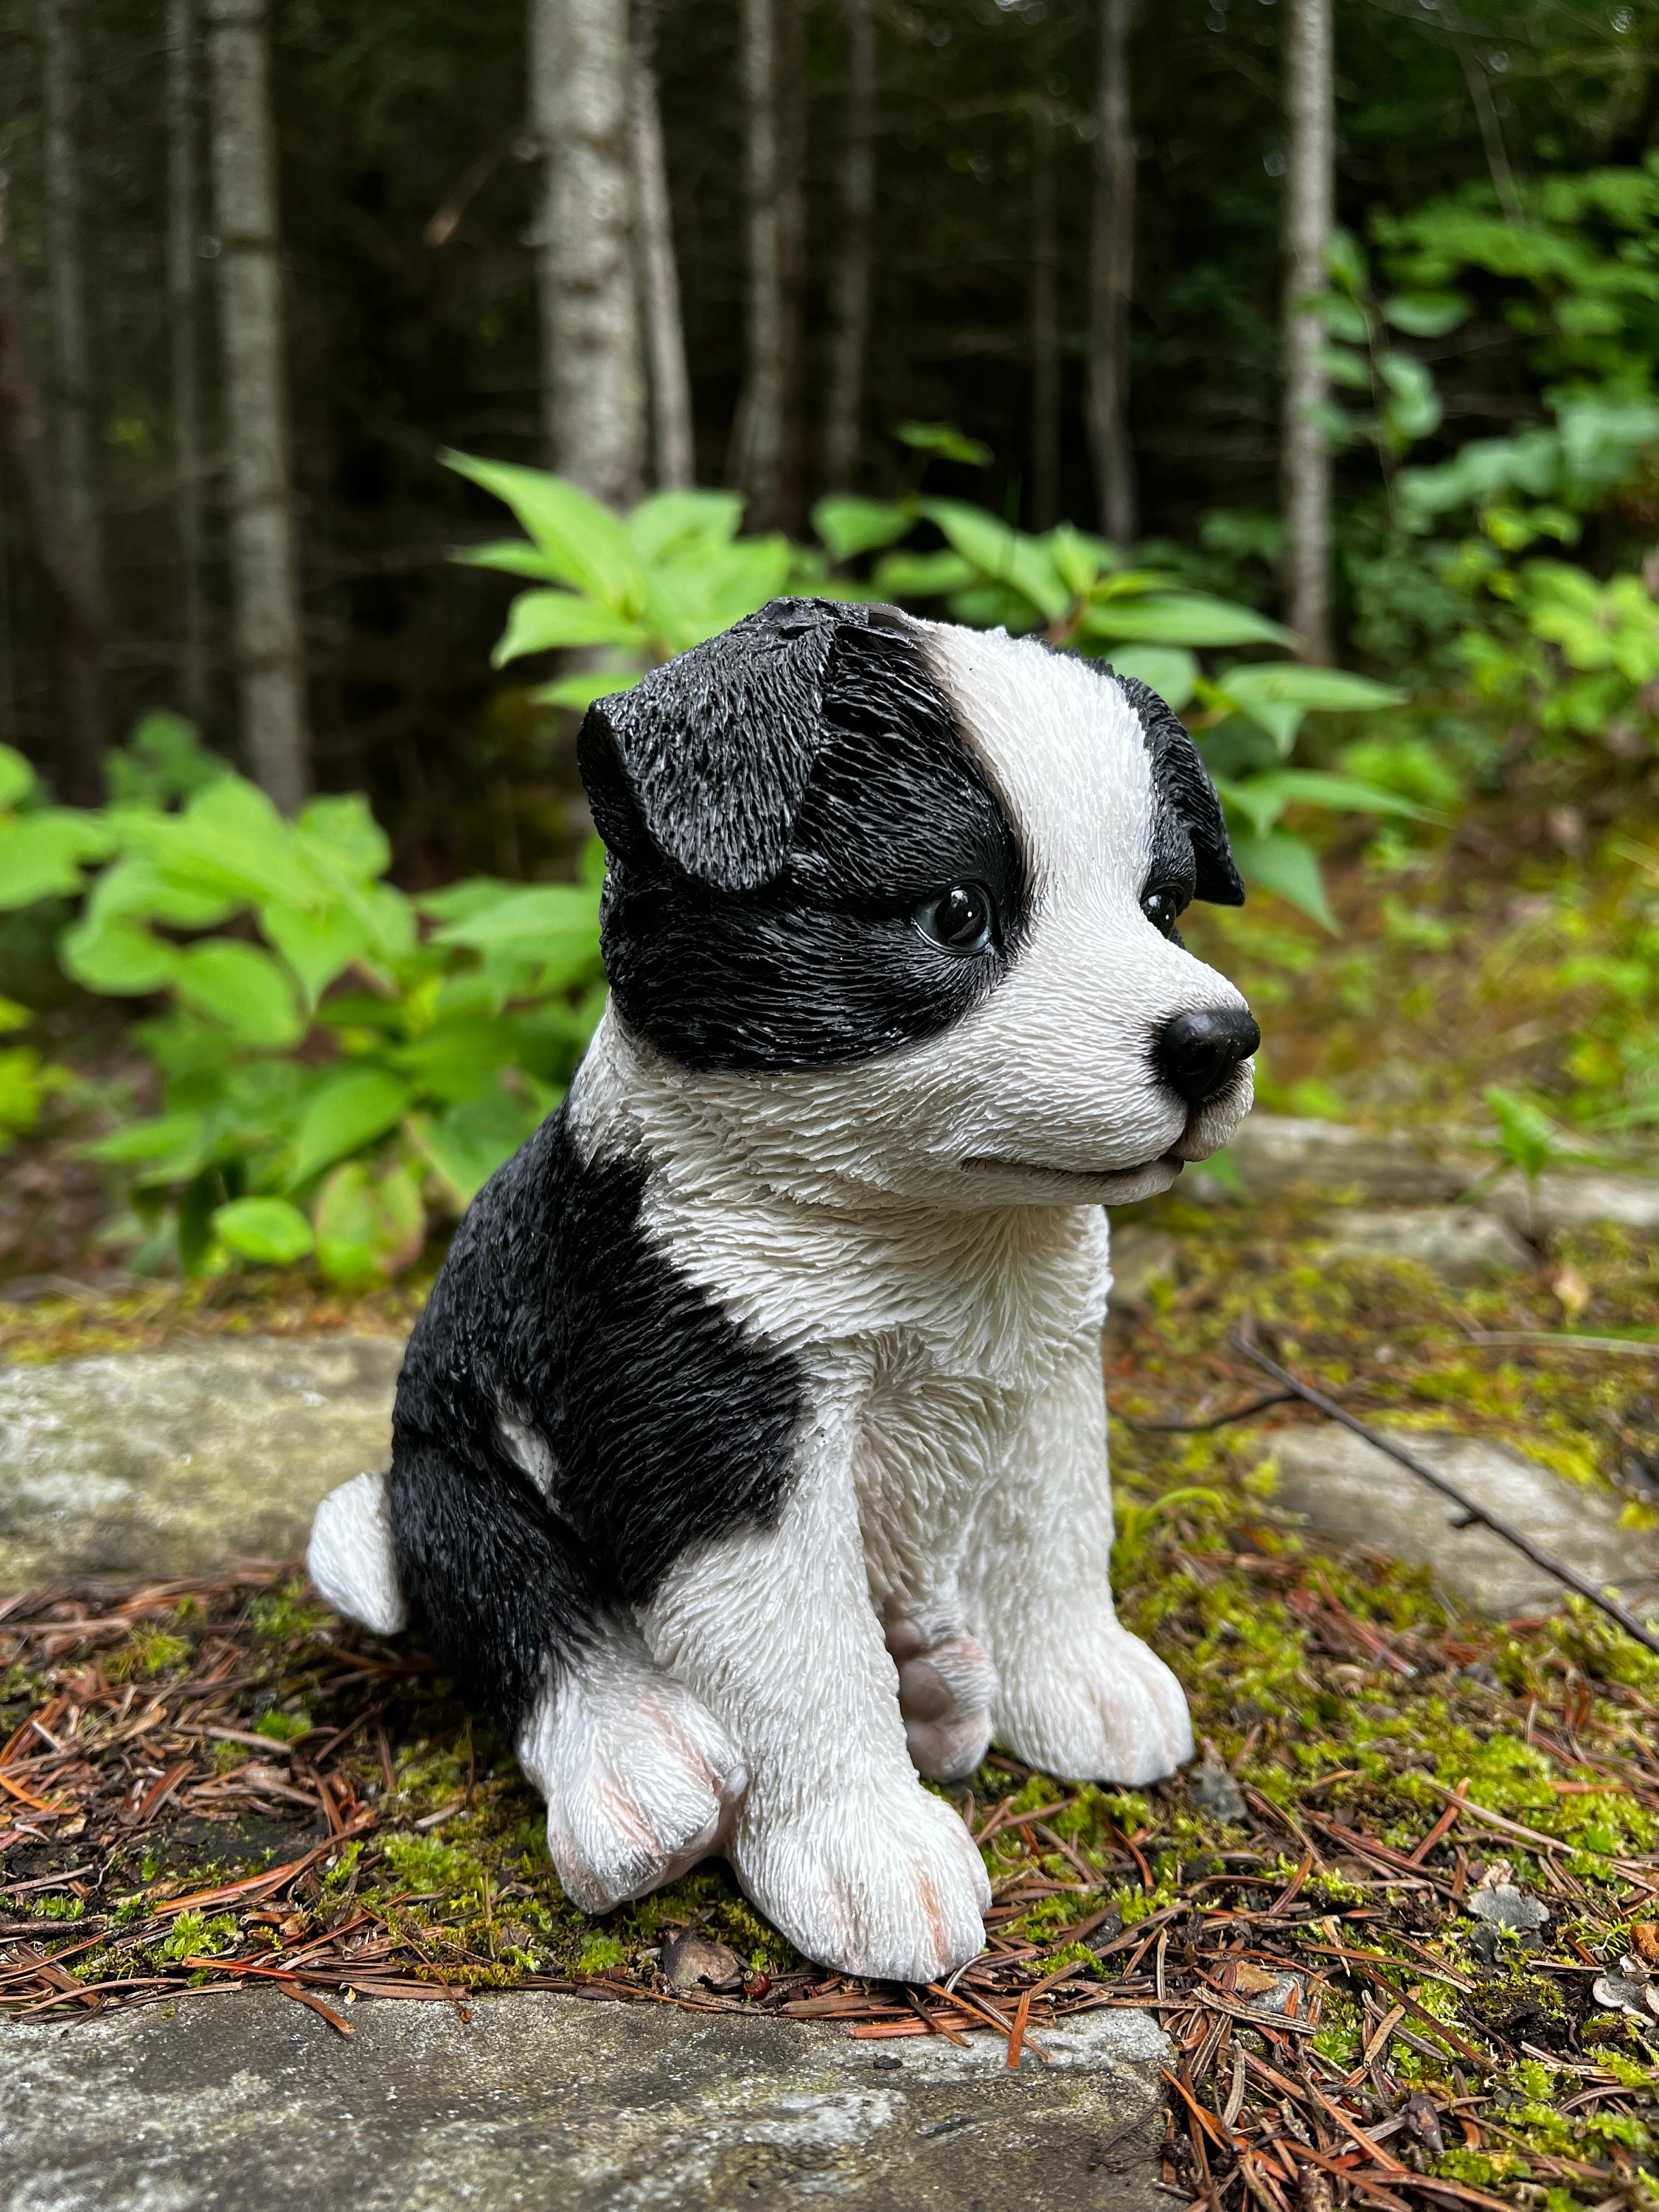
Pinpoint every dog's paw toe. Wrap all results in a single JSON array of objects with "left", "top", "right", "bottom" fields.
[
  {"left": 995, "top": 1623, "right": 1193, "bottom": 1787},
  {"left": 521, "top": 1663, "right": 745, "bottom": 1913},
  {"left": 886, "top": 1618, "right": 996, "bottom": 1784},
  {"left": 734, "top": 1781, "right": 988, "bottom": 1982},
  {"left": 306, "top": 1472, "right": 407, "bottom": 1636}
]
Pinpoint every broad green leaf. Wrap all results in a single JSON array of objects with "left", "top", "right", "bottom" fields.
[
  {"left": 413, "top": 1085, "right": 541, "bottom": 1208},
  {"left": 416, "top": 877, "right": 519, "bottom": 925},
  {"left": 1047, "top": 524, "right": 1117, "bottom": 596},
  {"left": 394, "top": 1015, "right": 521, "bottom": 1105},
  {"left": 442, "top": 451, "right": 641, "bottom": 605},
  {"left": 1382, "top": 291, "right": 1470, "bottom": 338},
  {"left": 894, "top": 420, "right": 992, "bottom": 467},
  {"left": 213, "top": 1195, "right": 315, "bottom": 1266},
  {"left": 431, "top": 882, "right": 601, "bottom": 964},
  {"left": 0, "top": 996, "right": 29, "bottom": 1034},
  {"left": 288, "top": 1066, "right": 413, "bottom": 1186},
  {"left": 1081, "top": 594, "right": 1294, "bottom": 650},
  {"left": 811, "top": 497, "right": 916, "bottom": 563},
  {"left": 60, "top": 914, "right": 178, "bottom": 994},
  {"left": 1228, "top": 830, "right": 1336, "bottom": 931},
  {"left": 919, "top": 500, "right": 1071, "bottom": 624},
  {"left": 1319, "top": 344, "right": 1374, "bottom": 392},
  {"left": 296, "top": 794, "right": 391, "bottom": 880},
  {"left": 450, "top": 538, "right": 563, "bottom": 582},
  {"left": 1377, "top": 350, "right": 1442, "bottom": 442},
  {"left": 629, "top": 489, "right": 745, "bottom": 563},
  {"left": 493, "top": 589, "right": 650, "bottom": 664},
  {"left": 533, "top": 669, "right": 644, "bottom": 712},
  {"left": 0, "top": 1045, "right": 56, "bottom": 1141},
  {"left": 0, "top": 745, "right": 36, "bottom": 809},
  {"left": 1105, "top": 647, "right": 1199, "bottom": 712},
  {"left": 81, "top": 1110, "right": 206, "bottom": 1180},
  {"left": 1312, "top": 291, "right": 1369, "bottom": 343},
  {"left": 644, "top": 536, "right": 793, "bottom": 650},
  {"left": 871, "top": 549, "right": 977, "bottom": 599},
  {"left": 260, "top": 900, "right": 370, "bottom": 1009},
  {"left": 1217, "top": 661, "right": 1406, "bottom": 752},
  {"left": 173, "top": 942, "right": 306, "bottom": 1047},
  {"left": 313, "top": 1161, "right": 380, "bottom": 1283},
  {"left": 1242, "top": 771, "right": 1428, "bottom": 820},
  {"left": 0, "top": 810, "right": 116, "bottom": 908}
]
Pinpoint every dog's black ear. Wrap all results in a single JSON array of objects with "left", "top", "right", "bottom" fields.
[
  {"left": 1114, "top": 673, "right": 1245, "bottom": 907},
  {"left": 578, "top": 597, "right": 857, "bottom": 892}
]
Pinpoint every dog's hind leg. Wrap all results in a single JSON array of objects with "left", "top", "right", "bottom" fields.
[{"left": 389, "top": 1430, "right": 744, "bottom": 1913}]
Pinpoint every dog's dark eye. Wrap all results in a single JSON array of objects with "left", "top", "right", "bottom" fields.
[
  {"left": 1141, "top": 887, "right": 1185, "bottom": 940},
  {"left": 914, "top": 883, "right": 995, "bottom": 956}
]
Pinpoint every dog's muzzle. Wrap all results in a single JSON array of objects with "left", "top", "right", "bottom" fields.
[{"left": 1152, "top": 1006, "right": 1260, "bottom": 1108}]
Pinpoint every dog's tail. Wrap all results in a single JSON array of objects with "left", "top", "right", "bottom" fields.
[{"left": 307, "top": 1470, "right": 408, "bottom": 1636}]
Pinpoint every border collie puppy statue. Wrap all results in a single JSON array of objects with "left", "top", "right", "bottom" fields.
[{"left": 307, "top": 599, "right": 1259, "bottom": 1984}]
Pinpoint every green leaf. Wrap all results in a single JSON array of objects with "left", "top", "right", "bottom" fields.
[
  {"left": 449, "top": 538, "right": 563, "bottom": 582},
  {"left": 1382, "top": 291, "right": 1470, "bottom": 338},
  {"left": 1485, "top": 1086, "right": 1561, "bottom": 1182},
  {"left": 429, "top": 882, "right": 602, "bottom": 969},
  {"left": 212, "top": 1196, "right": 315, "bottom": 1266},
  {"left": 1319, "top": 344, "right": 1374, "bottom": 392},
  {"left": 1047, "top": 524, "right": 1116, "bottom": 597},
  {"left": 1217, "top": 662, "right": 1406, "bottom": 752},
  {"left": 0, "top": 810, "right": 116, "bottom": 908},
  {"left": 1228, "top": 831, "right": 1336, "bottom": 931},
  {"left": 811, "top": 497, "right": 916, "bottom": 563},
  {"left": 442, "top": 451, "right": 641, "bottom": 605},
  {"left": 260, "top": 901, "right": 370, "bottom": 1009},
  {"left": 60, "top": 914, "right": 179, "bottom": 995},
  {"left": 1080, "top": 594, "right": 1295, "bottom": 650},
  {"left": 894, "top": 420, "right": 993, "bottom": 467},
  {"left": 1377, "top": 350, "right": 1442, "bottom": 442},
  {"left": 412, "top": 1085, "right": 542, "bottom": 1208},
  {"left": 1243, "top": 770, "right": 1429, "bottom": 821},
  {"left": 919, "top": 500, "right": 1071, "bottom": 624},
  {"left": 870, "top": 549, "right": 978, "bottom": 599},
  {"left": 532, "top": 669, "right": 643, "bottom": 712},
  {"left": 1105, "top": 647, "right": 1199, "bottom": 712},
  {"left": 295, "top": 794, "right": 391, "bottom": 881},
  {"left": 173, "top": 942, "right": 306, "bottom": 1047},
  {"left": 0, "top": 745, "right": 37, "bottom": 810},
  {"left": 628, "top": 489, "right": 745, "bottom": 563},
  {"left": 288, "top": 1066, "right": 413, "bottom": 1186},
  {"left": 81, "top": 1110, "right": 207, "bottom": 1180},
  {"left": 493, "top": 590, "right": 649, "bottom": 664}
]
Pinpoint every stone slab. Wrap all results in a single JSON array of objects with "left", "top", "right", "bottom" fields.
[
  {"left": 1318, "top": 1206, "right": 1534, "bottom": 1283},
  {"left": 1485, "top": 1169, "right": 1659, "bottom": 1237},
  {"left": 0, "top": 1337, "right": 403, "bottom": 1590},
  {"left": 0, "top": 1986, "right": 1170, "bottom": 2212},
  {"left": 1265, "top": 1424, "right": 1659, "bottom": 1619},
  {"left": 1221, "top": 1115, "right": 1472, "bottom": 1203}
]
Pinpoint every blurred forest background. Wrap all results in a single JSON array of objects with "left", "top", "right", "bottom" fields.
[
  {"left": 0, "top": 0, "right": 1653, "bottom": 872},
  {"left": 1, "top": 0, "right": 1659, "bottom": 1292}
]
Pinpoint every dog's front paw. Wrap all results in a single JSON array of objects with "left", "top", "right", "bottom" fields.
[
  {"left": 734, "top": 1779, "right": 989, "bottom": 1983},
  {"left": 518, "top": 1651, "right": 746, "bottom": 1913},
  {"left": 884, "top": 1617, "right": 996, "bottom": 1784},
  {"left": 995, "top": 1620, "right": 1193, "bottom": 1787}
]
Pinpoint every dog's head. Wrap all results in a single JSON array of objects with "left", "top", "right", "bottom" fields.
[{"left": 577, "top": 597, "right": 1258, "bottom": 1208}]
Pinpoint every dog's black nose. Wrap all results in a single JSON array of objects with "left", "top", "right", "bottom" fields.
[{"left": 1153, "top": 1006, "right": 1260, "bottom": 1107}]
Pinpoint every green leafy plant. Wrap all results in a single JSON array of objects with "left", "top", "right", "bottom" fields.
[{"left": 24, "top": 721, "right": 603, "bottom": 1281}]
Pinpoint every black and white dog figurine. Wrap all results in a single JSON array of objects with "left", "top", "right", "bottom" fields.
[{"left": 307, "top": 599, "right": 1259, "bottom": 1983}]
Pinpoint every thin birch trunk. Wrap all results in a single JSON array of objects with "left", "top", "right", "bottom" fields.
[
  {"left": 168, "top": 0, "right": 209, "bottom": 730},
  {"left": 40, "top": 0, "right": 106, "bottom": 798},
  {"left": 731, "top": 0, "right": 803, "bottom": 529},
  {"left": 630, "top": 0, "right": 695, "bottom": 490},
  {"left": 1029, "top": 94, "right": 1060, "bottom": 533},
  {"left": 204, "top": 0, "right": 310, "bottom": 810},
  {"left": 824, "top": 0, "right": 874, "bottom": 493},
  {"left": 1281, "top": 0, "right": 1334, "bottom": 664},
  {"left": 530, "top": 0, "right": 647, "bottom": 508},
  {"left": 1087, "top": 0, "right": 1136, "bottom": 548}
]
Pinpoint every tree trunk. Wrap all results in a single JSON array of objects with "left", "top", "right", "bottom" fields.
[
  {"left": 530, "top": 0, "right": 647, "bottom": 509},
  {"left": 823, "top": 0, "right": 874, "bottom": 493},
  {"left": 630, "top": 0, "right": 695, "bottom": 490},
  {"left": 1087, "top": 0, "right": 1136, "bottom": 549},
  {"left": 1281, "top": 0, "right": 1334, "bottom": 664},
  {"left": 204, "top": 0, "right": 310, "bottom": 811},
  {"left": 0, "top": 178, "right": 105, "bottom": 799},
  {"left": 731, "top": 0, "right": 804, "bottom": 530},
  {"left": 1029, "top": 94, "right": 1060, "bottom": 533},
  {"left": 168, "top": 0, "right": 209, "bottom": 731},
  {"left": 40, "top": 0, "right": 106, "bottom": 799}
]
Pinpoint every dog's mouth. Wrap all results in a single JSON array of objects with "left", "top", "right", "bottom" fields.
[{"left": 960, "top": 1152, "right": 1186, "bottom": 1189}]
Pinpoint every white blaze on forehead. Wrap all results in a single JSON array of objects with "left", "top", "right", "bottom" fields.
[{"left": 909, "top": 621, "right": 1158, "bottom": 910}]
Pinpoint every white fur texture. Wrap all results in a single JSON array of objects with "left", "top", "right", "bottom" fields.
[{"left": 305, "top": 1470, "right": 408, "bottom": 1636}]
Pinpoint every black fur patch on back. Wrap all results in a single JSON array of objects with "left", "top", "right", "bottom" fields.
[
  {"left": 585, "top": 602, "right": 1028, "bottom": 1071},
  {"left": 389, "top": 1110, "right": 804, "bottom": 1737},
  {"left": 1114, "top": 673, "right": 1245, "bottom": 909}
]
